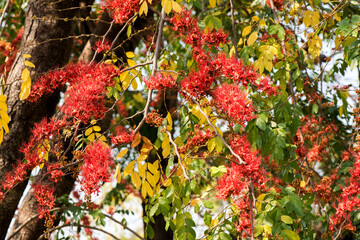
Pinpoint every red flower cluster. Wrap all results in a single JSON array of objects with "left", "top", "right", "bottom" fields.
[
  {"left": 32, "top": 183, "right": 56, "bottom": 219},
  {"left": 111, "top": 130, "right": 135, "bottom": 146},
  {"left": 170, "top": 10, "right": 278, "bottom": 98},
  {"left": 144, "top": 73, "right": 177, "bottom": 90},
  {"left": 94, "top": 39, "right": 110, "bottom": 53},
  {"left": 0, "top": 27, "right": 23, "bottom": 74},
  {"left": 21, "top": 119, "right": 67, "bottom": 168},
  {"left": 213, "top": 83, "right": 255, "bottom": 125},
  {"left": 102, "top": 0, "right": 140, "bottom": 24},
  {"left": 80, "top": 141, "right": 114, "bottom": 195},
  {"left": 267, "top": 0, "right": 284, "bottom": 10},
  {"left": 217, "top": 134, "right": 267, "bottom": 199},
  {"left": 217, "top": 134, "right": 267, "bottom": 237},
  {"left": 29, "top": 63, "right": 118, "bottom": 122}
]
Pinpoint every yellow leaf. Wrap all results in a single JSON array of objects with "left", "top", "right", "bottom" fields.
[
  {"left": 127, "top": 59, "right": 136, "bottom": 67},
  {"left": 304, "top": 10, "right": 320, "bottom": 27},
  {"left": 334, "top": 13, "right": 341, "bottom": 22},
  {"left": 209, "top": 0, "right": 216, "bottom": 8},
  {"left": 148, "top": 162, "right": 158, "bottom": 174},
  {"left": 24, "top": 61, "right": 35, "bottom": 68},
  {"left": 0, "top": 95, "right": 6, "bottom": 102},
  {"left": 117, "top": 148, "right": 129, "bottom": 159},
  {"left": 23, "top": 54, "right": 31, "bottom": 58},
  {"left": 142, "top": 180, "right": 153, "bottom": 198},
  {"left": 2, "top": 120, "right": 9, "bottom": 133},
  {"left": 172, "top": 1, "right": 182, "bottom": 13},
  {"left": 126, "top": 52, "right": 135, "bottom": 58},
  {"left": 93, "top": 126, "right": 101, "bottom": 132},
  {"left": 114, "top": 164, "right": 122, "bottom": 183},
  {"left": 259, "top": 19, "right": 266, "bottom": 27},
  {"left": 207, "top": 138, "right": 216, "bottom": 153},
  {"left": 131, "top": 78, "right": 138, "bottom": 91},
  {"left": 163, "top": 178, "right": 172, "bottom": 187},
  {"left": 164, "top": 0, "right": 172, "bottom": 14},
  {"left": 131, "top": 171, "right": 141, "bottom": 189},
  {"left": 0, "top": 109, "right": 8, "bottom": 122},
  {"left": 147, "top": 171, "right": 160, "bottom": 187},
  {"left": 0, "top": 128, "right": 3, "bottom": 145},
  {"left": 90, "top": 119, "right": 97, "bottom": 125},
  {"left": 247, "top": 32, "right": 258, "bottom": 46},
  {"left": 19, "top": 84, "right": 31, "bottom": 100},
  {"left": 252, "top": 16, "right": 260, "bottom": 22},
  {"left": 242, "top": 26, "right": 252, "bottom": 37},
  {"left": 138, "top": 162, "right": 147, "bottom": 177},
  {"left": 300, "top": 180, "right": 306, "bottom": 188},
  {"left": 139, "top": 2, "right": 148, "bottom": 16},
  {"left": 131, "top": 132, "right": 141, "bottom": 148},
  {"left": 166, "top": 112, "right": 172, "bottom": 130},
  {"left": 162, "top": 145, "right": 170, "bottom": 158},
  {"left": 87, "top": 133, "right": 95, "bottom": 141},
  {"left": 85, "top": 128, "right": 93, "bottom": 136},
  {"left": 20, "top": 68, "right": 31, "bottom": 100},
  {"left": 124, "top": 160, "right": 135, "bottom": 176},
  {"left": 190, "top": 198, "right": 200, "bottom": 206}
]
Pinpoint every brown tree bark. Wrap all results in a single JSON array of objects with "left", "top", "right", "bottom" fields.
[{"left": 0, "top": 0, "right": 76, "bottom": 239}]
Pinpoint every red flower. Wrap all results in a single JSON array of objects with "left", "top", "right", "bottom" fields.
[
  {"left": 102, "top": 0, "right": 140, "bottom": 24},
  {"left": 144, "top": 73, "right": 177, "bottom": 90},
  {"left": 80, "top": 141, "right": 114, "bottom": 195},
  {"left": 212, "top": 83, "right": 255, "bottom": 125},
  {"left": 94, "top": 39, "right": 110, "bottom": 53}
]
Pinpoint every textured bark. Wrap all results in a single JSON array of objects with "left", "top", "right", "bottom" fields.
[{"left": 0, "top": 0, "right": 76, "bottom": 239}]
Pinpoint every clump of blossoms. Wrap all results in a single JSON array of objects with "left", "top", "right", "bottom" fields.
[
  {"left": 29, "top": 63, "right": 118, "bottom": 122},
  {"left": 217, "top": 134, "right": 268, "bottom": 237},
  {"left": 94, "top": 39, "right": 110, "bottom": 53},
  {"left": 171, "top": 9, "right": 278, "bottom": 98},
  {"left": 32, "top": 183, "right": 56, "bottom": 229},
  {"left": 111, "top": 126, "right": 135, "bottom": 145},
  {"left": 144, "top": 73, "right": 177, "bottom": 90},
  {"left": 146, "top": 109, "right": 164, "bottom": 127},
  {"left": 80, "top": 141, "right": 114, "bottom": 195},
  {"left": 212, "top": 83, "right": 255, "bottom": 126},
  {"left": 102, "top": 0, "right": 140, "bottom": 24}
]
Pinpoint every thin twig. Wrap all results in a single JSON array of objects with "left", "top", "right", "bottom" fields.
[
  {"left": 134, "top": 8, "right": 166, "bottom": 133},
  {"left": 191, "top": 96, "right": 246, "bottom": 165},
  {"left": 165, "top": 130, "right": 190, "bottom": 180},
  {"left": 0, "top": 0, "right": 11, "bottom": 37}
]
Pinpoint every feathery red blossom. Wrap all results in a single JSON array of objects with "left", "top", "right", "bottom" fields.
[
  {"left": 102, "top": 0, "right": 140, "bottom": 24},
  {"left": 111, "top": 130, "right": 135, "bottom": 145},
  {"left": 144, "top": 73, "right": 177, "bottom": 90},
  {"left": 21, "top": 119, "right": 68, "bottom": 168},
  {"left": 32, "top": 183, "right": 56, "bottom": 219},
  {"left": 217, "top": 134, "right": 267, "bottom": 236},
  {"left": 217, "top": 134, "right": 267, "bottom": 199},
  {"left": 29, "top": 63, "right": 118, "bottom": 122},
  {"left": 213, "top": 83, "right": 255, "bottom": 125},
  {"left": 80, "top": 141, "right": 114, "bottom": 195},
  {"left": 60, "top": 63, "right": 117, "bottom": 122},
  {"left": 94, "top": 39, "right": 110, "bottom": 53},
  {"left": 170, "top": 9, "right": 198, "bottom": 36}
]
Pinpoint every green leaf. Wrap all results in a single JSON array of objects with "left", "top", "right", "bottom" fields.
[
  {"left": 150, "top": 203, "right": 159, "bottom": 217},
  {"left": 282, "top": 229, "right": 300, "bottom": 240},
  {"left": 281, "top": 215, "right": 293, "bottom": 224},
  {"left": 203, "top": 200, "right": 214, "bottom": 209},
  {"left": 204, "top": 211, "right": 211, "bottom": 226}
]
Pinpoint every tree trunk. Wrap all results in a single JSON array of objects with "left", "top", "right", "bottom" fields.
[{"left": 0, "top": 0, "right": 76, "bottom": 239}]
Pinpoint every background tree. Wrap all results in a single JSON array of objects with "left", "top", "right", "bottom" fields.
[{"left": 1, "top": 0, "right": 360, "bottom": 240}]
